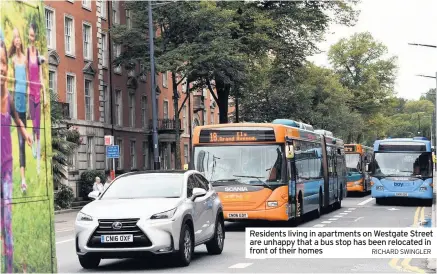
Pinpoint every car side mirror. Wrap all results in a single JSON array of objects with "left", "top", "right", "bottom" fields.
[
  {"left": 88, "top": 190, "right": 100, "bottom": 200},
  {"left": 192, "top": 187, "right": 207, "bottom": 201}
]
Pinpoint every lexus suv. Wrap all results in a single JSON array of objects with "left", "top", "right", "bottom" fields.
[{"left": 75, "top": 170, "right": 225, "bottom": 269}]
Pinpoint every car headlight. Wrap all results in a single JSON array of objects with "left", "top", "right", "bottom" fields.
[
  {"left": 150, "top": 208, "right": 177, "bottom": 219},
  {"left": 76, "top": 212, "right": 93, "bottom": 222},
  {"left": 267, "top": 201, "right": 278, "bottom": 207}
]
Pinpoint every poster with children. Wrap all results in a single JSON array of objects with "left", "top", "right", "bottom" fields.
[{"left": 1, "top": 0, "right": 57, "bottom": 272}]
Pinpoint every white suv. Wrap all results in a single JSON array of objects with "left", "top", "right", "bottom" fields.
[{"left": 75, "top": 170, "right": 225, "bottom": 269}]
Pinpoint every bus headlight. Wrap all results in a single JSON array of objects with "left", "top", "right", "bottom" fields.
[
  {"left": 376, "top": 186, "right": 384, "bottom": 191},
  {"left": 267, "top": 201, "right": 278, "bottom": 207},
  {"left": 419, "top": 187, "right": 427, "bottom": 192}
]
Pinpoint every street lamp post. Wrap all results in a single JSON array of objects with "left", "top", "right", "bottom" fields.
[
  {"left": 148, "top": 1, "right": 160, "bottom": 170},
  {"left": 409, "top": 42, "right": 436, "bottom": 230}
]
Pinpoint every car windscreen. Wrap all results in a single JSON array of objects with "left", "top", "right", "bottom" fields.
[{"left": 100, "top": 173, "right": 184, "bottom": 199}]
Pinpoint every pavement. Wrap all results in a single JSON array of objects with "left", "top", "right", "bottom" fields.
[{"left": 55, "top": 194, "right": 435, "bottom": 273}]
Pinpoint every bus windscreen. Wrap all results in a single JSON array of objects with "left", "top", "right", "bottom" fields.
[
  {"left": 372, "top": 152, "right": 432, "bottom": 178},
  {"left": 193, "top": 144, "right": 285, "bottom": 186}
]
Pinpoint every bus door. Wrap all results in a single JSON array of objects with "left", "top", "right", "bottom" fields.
[
  {"left": 333, "top": 148, "right": 339, "bottom": 200},
  {"left": 285, "top": 141, "right": 297, "bottom": 219},
  {"left": 327, "top": 146, "right": 337, "bottom": 203}
]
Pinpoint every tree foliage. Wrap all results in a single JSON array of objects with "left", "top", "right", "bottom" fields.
[
  {"left": 111, "top": 0, "right": 359, "bottom": 124},
  {"left": 51, "top": 92, "right": 81, "bottom": 188},
  {"left": 110, "top": 2, "right": 431, "bottom": 148}
]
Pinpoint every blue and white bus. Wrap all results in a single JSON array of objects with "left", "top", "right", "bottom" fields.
[{"left": 370, "top": 137, "right": 433, "bottom": 205}]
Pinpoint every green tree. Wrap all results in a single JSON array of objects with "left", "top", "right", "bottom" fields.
[
  {"left": 328, "top": 32, "right": 398, "bottom": 142},
  {"left": 420, "top": 88, "right": 436, "bottom": 106},
  {"left": 112, "top": 1, "right": 199, "bottom": 169},
  {"left": 51, "top": 92, "right": 81, "bottom": 188},
  {"left": 240, "top": 62, "right": 362, "bottom": 140},
  {"left": 111, "top": 0, "right": 359, "bottom": 125}
]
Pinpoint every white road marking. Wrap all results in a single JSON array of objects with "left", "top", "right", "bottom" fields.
[
  {"left": 354, "top": 217, "right": 364, "bottom": 222},
  {"left": 56, "top": 238, "right": 74, "bottom": 245},
  {"left": 313, "top": 224, "right": 325, "bottom": 227},
  {"left": 357, "top": 198, "right": 374, "bottom": 206},
  {"left": 229, "top": 263, "right": 253, "bottom": 269},
  {"left": 328, "top": 218, "right": 338, "bottom": 221},
  {"left": 56, "top": 228, "right": 74, "bottom": 233},
  {"left": 321, "top": 221, "right": 331, "bottom": 224},
  {"left": 344, "top": 211, "right": 352, "bottom": 213},
  {"left": 340, "top": 213, "right": 348, "bottom": 215},
  {"left": 334, "top": 215, "right": 343, "bottom": 218},
  {"left": 348, "top": 208, "right": 356, "bottom": 210}
]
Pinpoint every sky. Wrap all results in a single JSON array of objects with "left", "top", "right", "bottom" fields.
[{"left": 308, "top": 0, "right": 437, "bottom": 100}]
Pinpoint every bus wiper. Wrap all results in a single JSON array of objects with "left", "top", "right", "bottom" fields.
[{"left": 233, "top": 175, "right": 272, "bottom": 190}]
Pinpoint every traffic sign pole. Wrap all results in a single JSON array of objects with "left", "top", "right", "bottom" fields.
[{"left": 104, "top": 137, "right": 118, "bottom": 180}]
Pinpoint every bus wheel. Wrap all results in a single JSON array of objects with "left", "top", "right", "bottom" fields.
[{"left": 375, "top": 198, "right": 383, "bottom": 205}]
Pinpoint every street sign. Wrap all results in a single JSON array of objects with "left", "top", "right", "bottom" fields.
[
  {"left": 104, "top": 135, "right": 114, "bottom": 146},
  {"left": 106, "top": 145, "right": 120, "bottom": 158}
]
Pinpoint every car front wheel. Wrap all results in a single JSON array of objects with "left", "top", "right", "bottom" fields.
[
  {"left": 78, "top": 255, "right": 100, "bottom": 269},
  {"left": 206, "top": 215, "right": 225, "bottom": 254},
  {"left": 174, "top": 223, "right": 194, "bottom": 266}
]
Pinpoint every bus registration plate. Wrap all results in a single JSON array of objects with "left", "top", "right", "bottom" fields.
[
  {"left": 395, "top": 193, "right": 408, "bottom": 197},
  {"left": 228, "top": 213, "right": 248, "bottom": 219}
]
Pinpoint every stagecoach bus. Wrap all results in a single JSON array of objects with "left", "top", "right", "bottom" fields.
[
  {"left": 191, "top": 121, "right": 346, "bottom": 223},
  {"left": 370, "top": 137, "right": 433, "bottom": 205},
  {"left": 345, "top": 144, "right": 373, "bottom": 193}
]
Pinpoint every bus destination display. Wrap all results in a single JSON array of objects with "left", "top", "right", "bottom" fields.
[
  {"left": 199, "top": 129, "right": 276, "bottom": 143},
  {"left": 345, "top": 146, "right": 355, "bottom": 152}
]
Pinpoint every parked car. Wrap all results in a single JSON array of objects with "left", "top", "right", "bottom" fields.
[{"left": 75, "top": 170, "right": 225, "bottom": 269}]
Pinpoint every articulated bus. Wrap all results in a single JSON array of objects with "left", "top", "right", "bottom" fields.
[
  {"left": 1, "top": 1, "right": 57, "bottom": 273},
  {"left": 370, "top": 137, "right": 433, "bottom": 205},
  {"left": 345, "top": 144, "right": 373, "bottom": 193},
  {"left": 191, "top": 121, "right": 347, "bottom": 222}
]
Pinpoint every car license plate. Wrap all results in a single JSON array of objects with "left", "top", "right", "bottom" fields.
[
  {"left": 100, "top": 234, "right": 133, "bottom": 243},
  {"left": 395, "top": 193, "right": 408, "bottom": 197},
  {"left": 228, "top": 213, "right": 248, "bottom": 218}
]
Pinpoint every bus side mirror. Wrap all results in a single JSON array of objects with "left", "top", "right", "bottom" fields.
[
  {"left": 286, "top": 144, "right": 294, "bottom": 159},
  {"left": 365, "top": 163, "right": 369, "bottom": 172}
]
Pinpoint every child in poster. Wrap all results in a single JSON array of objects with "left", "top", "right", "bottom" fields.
[
  {"left": 1, "top": 32, "right": 33, "bottom": 274},
  {"left": 27, "top": 22, "right": 44, "bottom": 175},
  {"left": 8, "top": 27, "right": 28, "bottom": 192}
]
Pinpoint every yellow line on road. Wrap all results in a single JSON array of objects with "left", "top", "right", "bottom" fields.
[{"left": 388, "top": 207, "right": 427, "bottom": 273}]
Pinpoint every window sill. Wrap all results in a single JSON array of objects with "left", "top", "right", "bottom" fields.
[{"left": 65, "top": 53, "right": 76, "bottom": 59}]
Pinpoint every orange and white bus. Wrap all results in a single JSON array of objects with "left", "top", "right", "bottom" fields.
[
  {"left": 345, "top": 144, "right": 373, "bottom": 193},
  {"left": 191, "top": 121, "right": 347, "bottom": 222}
]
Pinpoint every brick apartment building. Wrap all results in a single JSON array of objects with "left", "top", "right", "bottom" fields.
[{"left": 44, "top": 0, "right": 235, "bottom": 197}]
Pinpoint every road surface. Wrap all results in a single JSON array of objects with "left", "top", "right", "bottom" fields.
[{"left": 55, "top": 195, "right": 433, "bottom": 273}]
